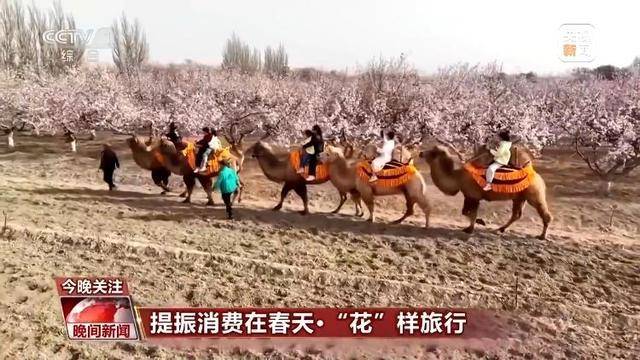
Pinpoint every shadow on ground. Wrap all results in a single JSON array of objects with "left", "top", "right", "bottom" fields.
[{"left": 20, "top": 186, "right": 483, "bottom": 241}]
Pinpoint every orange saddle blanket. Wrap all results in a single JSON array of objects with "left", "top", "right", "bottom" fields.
[
  {"left": 464, "top": 163, "right": 536, "bottom": 193},
  {"left": 356, "top": 160, "right": 417, "bottom": 187},
  {"left": 181, "top": 143, "right": 232, "bottom": 176},
  {"left": 289, "top": 151, "right": 330, "bottom": 182}
]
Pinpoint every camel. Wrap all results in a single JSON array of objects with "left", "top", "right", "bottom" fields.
[
  {"left": 322, "top": 144, "right": 431, "bottom": 227},
  {"left": 126, "top": 136, "right": 172, "bottom": 194},
  {"left": 420, "top": 145, "right": 552, "bottom": 239},
  {"left": 152, "top": 138, "right": 244, "bottom": 205},
  {"left": 248, "top": 141, "right": 335, "bottom": 215},
  {"left": 317, "top": 145, "right": 363, "bottom": 216}
]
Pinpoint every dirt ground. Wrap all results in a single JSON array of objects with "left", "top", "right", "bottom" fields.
[{"left": 0, "top": 133, "right": 638, "bottom": 360}]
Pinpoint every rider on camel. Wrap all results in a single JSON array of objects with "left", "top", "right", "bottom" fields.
[
  {"left": 302, "top": 125, "right": 324, "bottom": 182},
  {"left": 483, "top": 130, "right": 513, "bottom": 191},
  {"left": 297, "top": 129, "right": 315, "bottom": 175},
  {"left": 369, "top": 130, "right": 396, "bottom": 183},
  {"left": 195, "top": 127, "right": 222, "bottom": 173},
  {"left": 166, "top": 122, "right": 182, "bottom": 146}
]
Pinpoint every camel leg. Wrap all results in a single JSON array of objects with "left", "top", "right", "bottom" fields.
[
  {"left": 162, "top": 172, "right": 171, "bottom": 192},
  {"left": 152, "top": 169, "right": 171, "bottom": 194},
  {"left": 526, "top": 197, "right": 552, "bottom": 240},
  {"left": 416, "top": 195, "right": 431, "bottom": 229},
  {"left": 462, "top": 197, "right": 480, "bottom": 233},
  {"left": 182, "top": 175, "right": 195, "bottom": 204},
  {"left": 293, "top": 183, "right": 309, "bottom": 215},
  {"left": 235, "top": 179, "right": 244, "bottom": 203},
  {"left": 198, "top": 176, "right": 214, "bottom": 206},
  {"left": 392, "top": 190, "right": 414, "bottom": 225},
  {"left": 273, "top": 183, "right": 293, "bottom": 211},
  {"left": 498, "top": 198, "right": 526, "bottom": 233},
  {"left": 331, "top": 192, "right": 347, "bottom": 214},
  {"left": 363, "top": 195, "right": 375, "bottom": 223},
  {"left": 350, "top": 191, "right": 363, "bottom": 217}
]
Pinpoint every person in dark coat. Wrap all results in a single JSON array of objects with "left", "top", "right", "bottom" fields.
[
  {"left": 166, "top": 122, "right": 182, "bottom": 145},
  {"left": 304, "top": 125, "right": 324, "bottom": 181},
  {"left": 99, "top": 143, "right": 120, "bottom": 190}
]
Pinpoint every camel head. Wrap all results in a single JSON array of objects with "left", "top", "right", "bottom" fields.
[
  {"left": 419, "top": 145, "right": 452, "bottom": 165},
  {"left": 128, "top": 135, "right": 166, "bottom": 153},
  {"left": 126, "top": 136, "right": 137, "bottom": 149},
  {"left": 126, "top": 135, "right": 147, "bottom": 150},
  {"left": 246, "top": 141, "right": 271, "bottom": 159},
  {"left": 319, "top": 144, "right": 345, "bottom": 163},
  {"left": 222, "top": 134, "right": 243, "bottom": 153}
]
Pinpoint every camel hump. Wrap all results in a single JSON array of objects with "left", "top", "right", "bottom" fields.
[
  {"left": 363, "top": 144, "right": 413, "bottom": 163},
  {"left": 470, "top": 145, "right": 533, "bottom": 169},
  {"left": 392, "top": 145, "right": 413, "bottom": 164}
]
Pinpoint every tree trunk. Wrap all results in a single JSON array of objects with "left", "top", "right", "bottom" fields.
[
  {"left": 90, "top": 130, "right": 96, "bottom": 140},
  {"left": 70, "top": 139, "right": 77, "bottom": 153},
  {"left": 8, "top": 130, "right": 15, "bottom": 149},
  {"left": 600, "top": 179, "right": 613, "bottom": 197}
]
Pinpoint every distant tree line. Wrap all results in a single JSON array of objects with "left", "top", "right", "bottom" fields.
[
  {"left": 572, "top": 63, "right": 639, "bottom": 81},
  {"left": 222, "top": 33, "right": 289, "bottom": 76},
  {"left": 111, "top": 12, "right": 149, "bottom": 77}
]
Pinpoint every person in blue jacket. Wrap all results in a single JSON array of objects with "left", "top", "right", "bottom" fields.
[{"left": 212, "top": 159, "right": 240, "bottom": 220}]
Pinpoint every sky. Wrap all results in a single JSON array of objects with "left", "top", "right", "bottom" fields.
[{"left": 31, "top": 0, "right": 640, "bottom": 75}]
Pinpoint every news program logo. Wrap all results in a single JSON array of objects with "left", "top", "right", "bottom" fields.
[
  {"left": 56, "top": 277, "right": 140, "bottom": 341},
  {"left": 558, "top": 23, "right": 595, "bottom": 63}
]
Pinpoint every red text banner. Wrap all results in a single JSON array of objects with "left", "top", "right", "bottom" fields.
[{"left": 137, "top": 308, "right": 504, "bottom": 339}]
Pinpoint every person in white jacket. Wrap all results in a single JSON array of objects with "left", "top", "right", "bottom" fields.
[
  {"left": 369, "top": 130, "right": 396, "bottom": 182},
  {"left": 195, "top": 128, "right": 222, "bottom": 173},
  {"left": 483, "top": 130, "right": 513, "bottom": 191}
]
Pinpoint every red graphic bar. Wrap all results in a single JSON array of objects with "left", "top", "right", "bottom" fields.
[
  {"left": 55, "top": 277, "right": 129, "bottom": 296},
  {"left": 137, "top": 308, "right": 504, "bottom": 339}
]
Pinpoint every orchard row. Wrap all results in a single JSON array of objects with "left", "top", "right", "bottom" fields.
[{"left": 1, "top": 64, "right": 638, "bottom": 179}]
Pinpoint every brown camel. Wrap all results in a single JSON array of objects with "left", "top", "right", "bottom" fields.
[
  {"left": 317, "top": 145, "right": 363, "bottom": 216},
  {"left": 221, "top": 136, "right": 246, "bottom": 174},
  {"left": 126, "top": 136, "right": 172, "bottom": 194},
  {"left": 248, "top": 141, "right": 336, "bottom": 215},
  {"left": 152, "top": 139, "right": 244, "bottom": 205},
  {"left": 323, "top": 144, "right": 431, "bottom": 227},
  {"left": 420, "top": 145, "right": 552, "bottom": 239}
]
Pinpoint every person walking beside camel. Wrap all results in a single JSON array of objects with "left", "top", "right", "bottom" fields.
[
  {"left": 369, "top": 130, "right": 396, "bottom": 182},
  {"left": 483, "top": 130, "right": 513, "bottom": 191},
  {"left": 99, "top": 143, "right": 120, "bottom": 191},
  {"left": 212, "top": 159, "right": 240, "bottom": 220}
]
